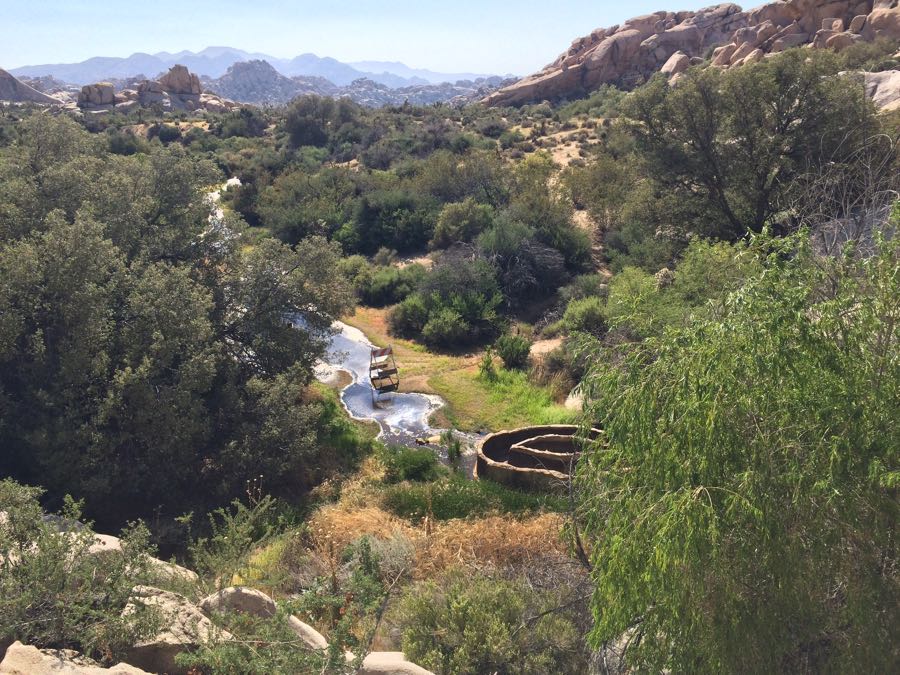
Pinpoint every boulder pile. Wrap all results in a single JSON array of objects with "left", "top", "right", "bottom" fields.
[
  {"left": 0, "top": 579, "right": 434, "bottom": 675},
  {"left": 484, "top": 0, "right": 900, "bottom": 105},
  {"left": 77, "top": 64, "right": 237, "bottom": 113}
]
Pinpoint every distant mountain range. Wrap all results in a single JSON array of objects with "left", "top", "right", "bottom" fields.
[{"left": 10, "top": 46, "right": 506, "bottom": 88}]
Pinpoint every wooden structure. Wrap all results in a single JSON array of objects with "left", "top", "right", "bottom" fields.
[{"left": 369, "top": 346, "right": 399, "bottom": 405}]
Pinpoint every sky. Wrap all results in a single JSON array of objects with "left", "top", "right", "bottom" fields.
[{"left": 1, "top": 0, "right": 715, "bottom": 75}]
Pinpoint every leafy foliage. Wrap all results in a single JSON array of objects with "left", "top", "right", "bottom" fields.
[
  {"left": 494, "top": 333, "right": 532, "bottom": 370},
  {"left": 380, "top": 446, "right": 443, "bottom": 483},
  {"left": 381, "top": 473, "right": 566, "bottom": 521},
  {"left": 392, "top": 570, "right": 587, "bottom": 674},
  {"left": 0, "top": 480, "right": 161, "bottom": 663},
  {"left": 0, "top": 114, "right": 356, "bottom": 535},
  {"left": 577, "top": 230, "right": 900, "bottom": 672},
  {"left": 389, "top": 251, "right": 504, "bottom": 348},
  {"left": 624, "top": 51, "right": 878, "bottom": 239}
]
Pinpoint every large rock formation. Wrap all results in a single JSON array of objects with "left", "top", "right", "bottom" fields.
[
  {"left": 204, "top": 59, "right": 338, "bottom": 105},
  {"left": 158, "top": 64, "right": 201, "bottom": 95},
  {"left": 77, "top": 64, "right": 237, "bottom": 113},
  {"left": 202, "top": 58, "right": 508, "bottom": 107},
  {"left": 484, "top": 0, "right": 900, "bottom": 105},
  {"left": 0, "top": 68, "right": 60, "bottom": 104}
]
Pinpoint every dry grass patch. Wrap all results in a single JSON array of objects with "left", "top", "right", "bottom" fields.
[
  {"left": 415, "top": 513, "right": 567, "bottom": 580},
  {"left": 308, "top": 504, "right": 416, "bottom": 553}
]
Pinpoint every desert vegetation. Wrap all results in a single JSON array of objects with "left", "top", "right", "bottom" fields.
[{"left": 1, "top": 42, "right": 898, "bottom": 674}]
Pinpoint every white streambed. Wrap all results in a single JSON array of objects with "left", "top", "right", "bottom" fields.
[{"left": 315, "top": 321, "right": 447, "bottom": 444}]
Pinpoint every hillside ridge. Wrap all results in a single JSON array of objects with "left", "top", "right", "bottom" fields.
[{"left": 484, "top": 0, "right": 900, "bottom": 105}]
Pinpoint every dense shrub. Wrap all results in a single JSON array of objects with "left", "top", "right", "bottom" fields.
[
  {"left": 499, "top": 129, "right": 525, "bottom": 149},
  {"left": 577, "top": 230, "right": 900, "bottom": 672},
  {"left": 430, "top": 198, "right": 494, "bottom": 249},
  {"left": 388, "top": 294, "right": 430, "bottom": 335},
  {"left": 380, "top": 446, "right": 443, "bottom": 483},
  {"left": 559, "top": 273, "right": 608, "bottom": 304},
  {"left": 0, "top": 480, "right": 161, "bottom": 663},
  {"left": 475, "top": 117, "right": 508, "bottom": 138},
  {"left": 346, "top": 189, "right": 437, "bottom": 254},
  {"left": 357, "top": 264, "right": 426, "bottom": 307},
  {"left": 422, "top": 307, "right": 468, "bottom": 347},
  {"left": 389, "top": 253, "right": 504, "bottom": 348},
  {"left": 478, "top": 215, "right": 568, "bottom": 304},
  {"left": 561, "top": 296, "right": 606, "bottom": 335},
  {"left": 494, "top": 333, "right": 531, "bottom": 369},
  {"left": 392, "top": 571, "right": 587, "bottom": 674}
]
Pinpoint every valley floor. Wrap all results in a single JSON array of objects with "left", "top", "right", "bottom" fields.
[{"left": 344, "top": 307, "right": 573, "bottom": 433}]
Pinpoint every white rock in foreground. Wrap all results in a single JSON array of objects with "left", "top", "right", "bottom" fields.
[
  {"left": 0, "top": 641, "right": 149, "bottom": 674},
  {"left": 123, "top": 586, "right": 232, "bottom": 675},
  {"left": 361, "top": 651, "right": 434, "bottom": 675},
  {"left": 287, "top": 616, "right": 329, "bottom": 650},
  {"left": 199, "top": 586, "right": 277, "bottom": 618}
]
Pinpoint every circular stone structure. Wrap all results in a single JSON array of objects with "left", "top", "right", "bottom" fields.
[{"left": 475, "top": 424, "right": 601, "bottom": 491}]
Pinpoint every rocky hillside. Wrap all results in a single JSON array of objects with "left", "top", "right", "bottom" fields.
[
  {"left": 0, "top": 68, "right": 60, "bottom": 104},
  {"left": 337, "top": 75, "right": 509, "bottom": 107},
  {"left": 77, "top": 65, "right": 238, "bottom": 113},
  {"left": 203, "top": 60, "right": 339, "bottom": 104},
  {"left": 484, "top": 0, "right": 900, "bottom": 105},
  {"left": 204, "top": 59, "right": 510, "bottom": 107}
]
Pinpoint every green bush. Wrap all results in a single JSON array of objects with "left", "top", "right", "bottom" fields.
[
  {"left": 561, "top": 296, "right": 607, "bottom": 335},
  {"left": 499, "top": 129, "right": 525, "bottom": 149},
  {"left": 388, "top": 294, "right": 429, "bottom": 335},
  {"left": 177, "top": 610, "right": 329, "bottom": 673},
  {"left": 430, "top": 198, "right": 494, "bottom": 249},
  {"left": 380, "top": 446, "right": 443, "bottom": 483},
  {"left": 358, "top": 264, "right": 426, "bottom": 307},
  {"left": 0, "top": 480, "right": 161, "bottom": 663},
  {"left": 422, "top": 307, "right": 467, "bottom": 348},
  {"left": 441, "top": 430, "right": 462, "bottom": 466},
  {"left": 154, "top": 124, "right": 182, "bottom": 144},
  {"left": 388, "top": 252, "right": 505, "bottom": 348},
  {"left": 494, "top": 333, "right": 531, "bottom": 369},
  {"left": 392, "top": 570, "right": 587, "bottom": 674},
  {"left": 559, "top": 273, "right": 608, "bottom": 304},
  {"left": 577, "top": 231, "right": 900, "bottom": 671}
]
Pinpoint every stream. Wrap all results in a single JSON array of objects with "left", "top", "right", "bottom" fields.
[
  {"left": 205, "top": 179, "right": 453, "bottom": 446},
  {"left": 315, "top": 322, "right": 447, "bottom": 446}
]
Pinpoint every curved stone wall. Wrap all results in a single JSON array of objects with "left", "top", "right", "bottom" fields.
[{"left": 475, "top": 425, "right": 601, "bottom": 491}]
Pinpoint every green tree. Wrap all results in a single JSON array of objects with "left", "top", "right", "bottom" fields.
[
  {"left": 577, "top": 230, "right": 899, "bottom": 672},
  {"left": 624, "top": 50, "right": 878, "bottom": 238},
  {"left": 0, "top": 115, "right": 356, "bottom": 532}
]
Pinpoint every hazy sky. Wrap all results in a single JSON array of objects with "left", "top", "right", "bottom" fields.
[{"left": 2, "top": 0, "right": 715, "bottom": 75}]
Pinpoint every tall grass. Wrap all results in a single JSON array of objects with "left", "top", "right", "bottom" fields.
[
  {"left": 381, "top": 474, "right": 568, "bottom": 522},
  {"left": 479, "top": 368, "right": 575, "bottom": 427}
]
